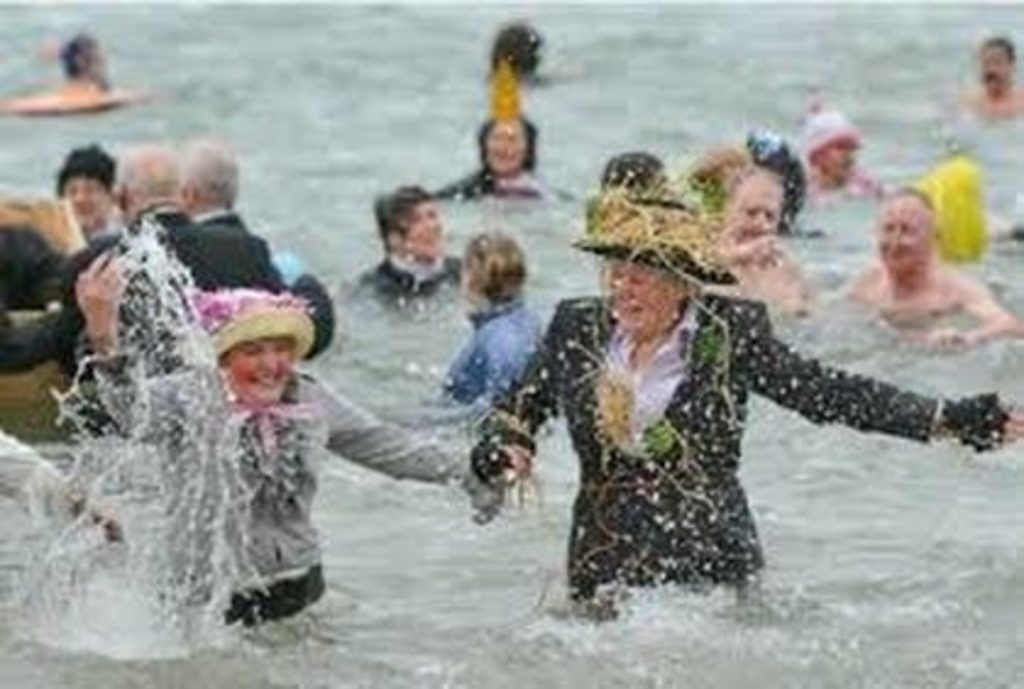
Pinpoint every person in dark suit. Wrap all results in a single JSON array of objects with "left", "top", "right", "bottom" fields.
[
  {"left": 355, "top": 185, "right": 461, "bottom": 308},
  {"left": 470, "top": 189, "right": 1024, "bottom": 615},
  {"left": 11, "top": 143, "right": 288, "bottom": 377},
  {"left": 179, "top": 137, "right": 335, "bottom": 357}
]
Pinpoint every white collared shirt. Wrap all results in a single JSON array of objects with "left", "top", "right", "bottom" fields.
[{"left": 605, "top": 303, "right": 697, "bottom": 441}]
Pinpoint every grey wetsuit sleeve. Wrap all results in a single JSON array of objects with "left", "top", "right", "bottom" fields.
[{"left": 302, "top": 377, "right": 466, "bottom": 484}]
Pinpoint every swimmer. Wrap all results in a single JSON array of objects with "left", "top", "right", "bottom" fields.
[
  {"left": 802, "top": 102, "right": 883, "bottom": 207},
  {"left": 1, "top": 33, "right": 143, "bottom": 116},
  {"left": 714, "top": 165, "right": 814, "bottom": 317},
  {"left": 845, "top": 188, "right": 1024, "bottom": 347},
  {"left": 960, "top": 36, "right": 1024, "bottom": 120},
  {"left": 73, "top": 276, "right": 470, "bottom": 626},
  {"left": 490, "top": 21, "right": 544, "bottom": 84}
]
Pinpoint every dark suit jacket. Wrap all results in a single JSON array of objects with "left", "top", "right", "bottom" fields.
[
  {"left": 355, "top": 257, "right": 461, "bottom": 307},
  {"left": 472, "top": 295, "right": 954, "bottom": 600}
]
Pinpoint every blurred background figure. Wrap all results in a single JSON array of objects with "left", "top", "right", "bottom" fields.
[
  {"left": 443, "top": 232, "right": 540, "bottom": 407},
  {"left": 489, "top": 21, "right": 544, "bottom": 85},
  {"left": 960, "top": 35, "right": 1024, "bottom": 119}
]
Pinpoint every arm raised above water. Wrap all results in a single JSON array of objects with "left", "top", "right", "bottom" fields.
[
  {"left": 302, "top": 375, "right": 465, "bottom": 485},
  {"left": 735, "top": 299, "right": 1008, "bottom": 450}
]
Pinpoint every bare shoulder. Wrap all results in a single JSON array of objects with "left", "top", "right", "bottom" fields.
[
  {"left": 941, "top": 268, "right": 996, "bottom": 307},
  {"left": 845, "top": 263, "right": 885, "bottom": 303}
]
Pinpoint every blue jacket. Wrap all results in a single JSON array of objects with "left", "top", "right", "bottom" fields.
[{"left": 444, "top": 300, "right": 541, "bottom": 405}]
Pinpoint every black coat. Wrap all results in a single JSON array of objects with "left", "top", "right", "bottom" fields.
[
  {"left": 472, "top": 295, "right": 1003, "bottom": 600},
  {"left": 355, "top": 257, "right": 461, "bottom": 307}
]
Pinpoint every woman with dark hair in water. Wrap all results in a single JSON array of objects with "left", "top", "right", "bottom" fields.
[
  {"left": 435, "top": 117, "right": 544, "bottom": 201},
  {"left": 437, "top": 57, "right": 548, "bottom": 201}
]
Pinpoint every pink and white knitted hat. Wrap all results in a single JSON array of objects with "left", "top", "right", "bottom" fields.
[
  {"left": 191, "top": 288, "right": 314, "bottom": 358},
  {"left": 802, "top": 102, "right": 862, "bottom": 160}
]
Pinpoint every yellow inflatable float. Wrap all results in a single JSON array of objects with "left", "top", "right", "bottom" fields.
[
  {"left": 0, "top": 199, "right": 83, "bottom": 442},
  {"left": 913, "top": 154, "right": 988, "bottom": 264}
]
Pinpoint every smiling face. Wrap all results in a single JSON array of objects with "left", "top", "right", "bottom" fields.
[
  {"left": 221, "top": 336, "right": 298, "bottom": 407},
  {"left": 605, "top": 259, "right": 688, "bottom": 341},
  {"left": 877, "top": 193, "right": 935, "bottom": 273},
  {"left": 485, "top": 120, "right": 529, "bottom": 179},
  {"left": 62, "top": 176, "right": 115, "bottom": 237},
  {"left": 395, "top": 200, "right": 444, "bottom": 266},
  {"left": 724, "top": 171, "right": 784, "bottom": 243}
]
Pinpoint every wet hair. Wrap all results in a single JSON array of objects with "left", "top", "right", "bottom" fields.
[
  {"left": 600, "top": 152, "right": 666, "bottom": 194},
  {"left": 463, "top": 232, "right": 527, "bottom": 303},
  {"left": 745, "top": 130, "right": 807, "bottom": 234},
  {"left": 490, "top": 22, "right": 543, "bottom": 80},
  {"left": 56, "top": 144, "right": 116, "bottom": 195},
  {"left": 981, "top": 36, "right": 1016, "bottom": 62},
  {"left": 60, "top": 33, "right": 101, "bottom": 80},
  {"left": 181, "top": 138, "right": 240, "bottom": 209},
  {"left": 374, "top": 185, "right": 434, "bottom": 245},
  {"left": 477, "top": 117, "right": 538, "bottom": 174}
]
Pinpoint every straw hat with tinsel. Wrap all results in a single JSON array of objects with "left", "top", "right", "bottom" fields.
[
  {"left": 191, "top": 288, "right": 315, "bottom": 359},
  {"left": 575, "top": 189, "right": 736, "bottom": 285}
]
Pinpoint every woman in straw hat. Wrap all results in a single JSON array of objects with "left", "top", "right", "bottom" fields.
[
  {"left": 469, "top": 189, "right": 1024, "bottom": 614},
  {"left": 73, "top": 265, "right": 468, "bottom": 626}
]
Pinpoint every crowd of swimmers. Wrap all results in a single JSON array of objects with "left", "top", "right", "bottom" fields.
[{"left": 2, "top": 24, "right": 1024, "bottom": 627}]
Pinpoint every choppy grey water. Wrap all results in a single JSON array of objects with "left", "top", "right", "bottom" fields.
[{"left": 2, "top": 4, "right": 1024, "bottom": 688}]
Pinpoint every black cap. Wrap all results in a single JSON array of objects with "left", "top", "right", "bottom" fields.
[{"left": 56, "top": 144, "right": 116, "bottom": 195}]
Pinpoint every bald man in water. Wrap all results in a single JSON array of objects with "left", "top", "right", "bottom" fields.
[{"left": 845, "top": 189, "right": 1024, "bottom": 347}]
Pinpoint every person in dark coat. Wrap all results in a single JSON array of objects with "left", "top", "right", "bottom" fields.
[
  {"left": 470, "top": 189, "right": 1024, "bottom": 614},
  {"left": 0, "top": 226, "right": 64, "bottom": 313},
  {"left": 0, "top": 226, "right": 66, "bottom": 372},
  {"left": 8, "top": 144, "right": 285, "bottom": 377},
  {"left": 435, "top": 117, "right": 546, "bottom": 201},
  {"left": 179, "top": 137, "right": 335, "bottom": 357},
  {"left": 356, "top": 186, "right": 461, "bottom": 307}
]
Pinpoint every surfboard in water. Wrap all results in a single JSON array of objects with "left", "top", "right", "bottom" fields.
[{"left": 0, "top": 83, "right": 145, "bottom": 117}]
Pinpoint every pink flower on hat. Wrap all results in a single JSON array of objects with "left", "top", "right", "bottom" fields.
[{"left": 190, "top": 288, "right": 315, "bottom": 357}]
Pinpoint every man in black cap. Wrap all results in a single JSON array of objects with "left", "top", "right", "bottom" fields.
[{"left": 56, "top": 144, "right": 121, "bottom": 242}]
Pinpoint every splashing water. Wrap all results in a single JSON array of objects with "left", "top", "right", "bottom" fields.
[{"left": 20, "top": 218, "right": 259, "bottom": 658}]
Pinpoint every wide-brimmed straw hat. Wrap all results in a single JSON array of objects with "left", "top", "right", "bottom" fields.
[
  {"left": 191, "top": 288, "right": 315, "bottom": 358},
  {"left": 575, "top": 190, "right": 736, "bottom": 285}
]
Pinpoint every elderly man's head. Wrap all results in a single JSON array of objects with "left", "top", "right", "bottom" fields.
[
  {"left": 115, "top": 145, "right": 181, "bottom": 224},
  {"left": 179, "top": 138, "right": 239, "bottom": 217},
  {"left": 877, "top": 189, "right": 936, "bottom": 272},
  {"left": 723, "top": 166, "right": 784, "bottom": 244}
]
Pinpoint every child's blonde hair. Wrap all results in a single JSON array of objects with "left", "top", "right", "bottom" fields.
[{"left": 463, "top": 232, "right": 527, "bottom": 303}]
